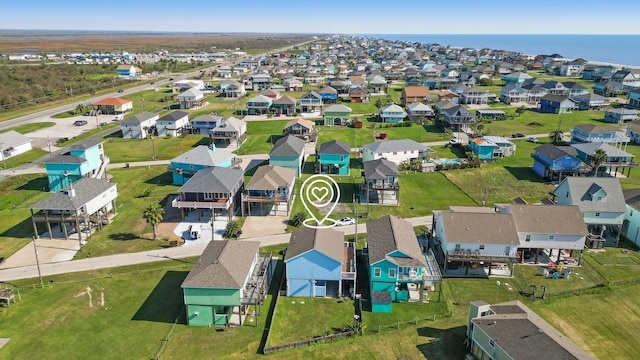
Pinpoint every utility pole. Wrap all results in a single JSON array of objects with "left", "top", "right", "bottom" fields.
[{"left": 33, "top": 236, "right": 44, "bottom": 289}]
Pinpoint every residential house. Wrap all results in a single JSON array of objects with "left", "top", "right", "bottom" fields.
[
  {"left": 190, "top": 114, "right": 223, "bottom": 135},
  {"left": 467, "top": 300, "right": 594, "bottom": 360},
  {"left": 44, "top": 139, "right": 109, "bottom": 192},
  {"left": 520, "top": 81, "right": 549, "bottom": 103},
  {"left": 269, "top": 135, "right": 306, "bottom": 177},
  {"left": 0, "top": 130, "right": 32, "bottom": 162},
  {"left": 216, "top": 66, "right": 232, "bottom": 78},
  {"left": 622, "top": 188, "right": 640, "bottom": 246},
  {"left": 172, "top": 80, "right": 204, "bottom": 94},
  {"left": 116, "top": 64, "right": 140, "bottom": 79},
  {"left": 349, "top": 87, "right": 371, "bottom": 103},
  {"left": 564, "top": 82, "right": 589, "bottom": 97},
  {"left": 400, "top": 86, "right": 430, "bottom": 106},
  {"left": 552, "top": 177, "right": 626, "bottom": 243},
  {"left": 431, "top": 209, "right": 520, "bottom": 275},
  {"left": 611, "top": 70, "right": 640, "bottom": 88},
  {"left": 157, "top": 111, "right": 189, "bottom": 137},
  {"left": 92, "top": 97, "right": 133, "bottom": 115},
  {"left": 368, "top": 75, "right": 387, "bottom": 93},
  {"left": 499, "top": 85, "right": 528, "bottom": 104},
  {"left": 181, "top": 241, "right": 268, "bottom": 327},
  {"left": 177, "top": 88, "right": 205, "bottom": 110},
  {"left": 570, "top": 124, "right": 629, "bottom": 144},
  {"left": 222, "top": 81, "right": 246, "bottom": 99},
  {"left": 433, "top": 100, "right": 476, "bottom": 130},
  {"left": 260, "top": 88, "right": 281, "bottom": 100},
  {"left": 406, "top": 102, "right": 434, "bottom": 120},
  {"left": 283, "top": 118, "right": 316, "bottom": 141},
  {"left": 571, "top": 142, "right": 635, "bottom": 177},
  {"left": 169, "top": 145, "right": 235, "bottom": 185},
  {"left": 242, "top": 165, "right": 295, "bottom": 216},
  {"left": 501, "top": 71, "right": 532, "bottom": 85},
  {"left": 248, "top": 74, "right": 272, "bottom": 91},
  {"left": 379, "top": 103, "right": 407, "bottom": 123},
  {"left": 627, "top": 119, "right": 640, "bottom": 143},
  {"left": 363, "top": 158, "right": 399, "bottom": 205},
  {"left": 531, "top": 143, "right": 589, "bottom": 182},
  {"left": 299, "top": 91, "right": 323, "bottom": 113},
  {"left": 121, "top": 111, "right": 158, "bottom": 139},
  {"left": 209, "top": 116, "right": 247, "bottom": 148},
  {"left": 272, "top": 95, "right": 297, "bottom": 116},
  {"left": 283, "top": 78, "right": 303, "bottom": 92},
  {"left": 323, "top": 104, "right": 352, "bottom": 126},
  {"left": 246, "top": 94, "right": 273, "bottom": 115},
  {"left": 172, "top": 166, "right": 244, "bottom": 221},
  {"left": 604, "top": 108, "right": 639, "bottom": 124},
  {"left": 367, "top": 215, "right": 436, "bottom": 313},
  {"left": 29, "top": 178, "right": 118, "bottom": 242},
  {"left": 593, "top": 80, "right": 624, "bottom": 97},
  {"left": 459, "top": 87, "right": 491, "bottom": 105},
  {"left": 628, "top": 89, "right": 640, "bottom": 109},
  {"left": 318, "top": 86, "right": 338, "bottom": 104},
  {"left": 284, "top": 227, "right": 356, "bottom": 298},
  {"left": 559, "top": 59, "right": 586, "bottom": 76},
  {"left": 362, "top": 139, "right": 429, "bottom": 165},
  {"left": 571, "top": 93, "right": 608, "bottom": 111},
  {"left": 538, "top": 94, "right": 575, "bottom": 113},
  {"left": 316, "top": 140, "right": 350, "bottom": 175},
  {"left": 437, "top": 91, "right": 461, "bottom": 104},
  {"left": 468, "top": 136, "right": 516, "bottom": 160},
  {"left": 304, "top": 73, "right": 324, "bottom": 85}
]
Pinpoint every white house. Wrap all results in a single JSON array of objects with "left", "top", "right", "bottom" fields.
[
  {"left": 120, "top": 111, "right": 158, "bottom": 139},
  {"left": 157, "top": 111, "right": 190, "bottom": 137},
  {"left": 362, "top": 139, "right": 429, "bottom": 165},
  {"left": 178, "top": 88, "right": 205, "bottom": 110},
  {"left": 0, "top": 130, "right": 33, "bottom": 163}
]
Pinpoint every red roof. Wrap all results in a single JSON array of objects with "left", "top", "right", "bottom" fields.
[{"left": 93, "top": 97, "right": 132, "bottom": 106}]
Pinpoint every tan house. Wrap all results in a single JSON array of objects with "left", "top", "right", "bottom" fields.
[
  {"left": 92, "top": 97, "right": 133, "bottom": 115},
  {"left": 401, "top": 86, "right": 430, "bottom": 106}
]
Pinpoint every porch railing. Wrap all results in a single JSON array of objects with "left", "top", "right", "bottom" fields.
[{"left": 171, "top": 198, "right": 230, "bottom": 209}]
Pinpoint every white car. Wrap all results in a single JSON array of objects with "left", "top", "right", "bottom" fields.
[
  {"left": 335, "top": 217, "right": 356, "bottom": 226},
  {"left": 528, "top": 137, "right": 539, "bottom": 143}
]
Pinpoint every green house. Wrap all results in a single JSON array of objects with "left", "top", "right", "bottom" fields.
[
  {"left": 323, "top": 104, "right": 353, "bottom": 126},
  {"left": 181, "top": 240, "right": 262, "bottom": 327},
  {"left": 366, "top": 215, "right": 429, "bottom": 313},
  {"left": 317, "top": 140, "right": 350, "bottom": 175}
]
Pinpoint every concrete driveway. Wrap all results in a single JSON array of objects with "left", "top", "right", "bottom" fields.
[
  {"left": 27, "top": 114, "right": 117, "bottom": 151},
  {"left": 240, "top": 215, "right": 289, "bottom": 239}
]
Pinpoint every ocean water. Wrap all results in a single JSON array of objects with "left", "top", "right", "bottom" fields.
[{"left": 362, "top": 34, "right": 640, "bottom": 68}]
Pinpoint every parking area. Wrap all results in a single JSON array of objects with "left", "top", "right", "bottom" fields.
[{"left": 27, "top": 114, "right": 117, "bottom": 150}]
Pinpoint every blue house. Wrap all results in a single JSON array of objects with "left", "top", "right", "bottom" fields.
[
  {"left": 269, "top": 135, "right": 306, "bottom": 177},
  {"left": 570, "top": 124, "right": 629, "bottom": 144},
  {"left": 538, "top": 94, "right": 575, "bottom": 113},
  {"left": 169, "top": 145, "right": 235, "bottom": 185},
  {"left": 531, "top": 143, "right": 588, "bottom": 182},
  {"left": 44, "top": 139, "right": 108, "bottom": 192},
  {"left": 622, "top": 189, "right": 640, "bottom": 247},
  {"left": 571, "top": 142, "right": 635, "bottom": 177},
  {"left": 190, "top": 114, "right": 223, "bottom": 135},
  {"left": 379, "top": 103, "right": 407, "bottom": 123},
  {"left": 317, "top": 140, "right": 350, "bottom": 175},
  {"left": 318, "top": 86, "right": 338, "bottom": 104},
  {"left": 284, "top": 227, "right": 356, "bottom": 298}
]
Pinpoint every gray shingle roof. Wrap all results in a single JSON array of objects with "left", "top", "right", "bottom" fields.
[
  {"left": 191, "top": 114, "right": 223, "bottom": 124},
  {"left": 181, "top": 240, "right": 260, "bottom": 289},
  {"left": 318, "top": 140, "right": 350, "bottom": 155},
  {"left": 45, "top": 154, "right": 86, "bottom": 164},
  {"left": 623, "top": 188, "right": 640, "bottom": 210},
  {"left": 123, "top": 111, "right": 158, "bottom": 125},
  {"left": 246, "top": 165, "right": 295, "bottom": 191},
  {"left": 363, "top": 158, "right": 398, "bottom": 180},
  {"left": 213, "top": 117, "right": 245, "bottom": 133},
  {"left": 534, "top": 144, "right": 578, "bottom": 161},
  {"left": 324, "top": 104, "right": 352, "bottom": 113},
  {"left": 178, "top": 166, "right": 244, "bottom": 194},
  {"left": 270, "top": 135, "right": 305, "bottom": 157},
  {"left": 0, "top": 130, "right": 31, "bottom": 148},
  {"left": 438, "top": 212, "right": 519, "bottom": 245},
  {"left": 366, "top": 215, "right": 426, "bottom": 267},
  {"left": 272, "top": 95, "right": 297, "bottom": 105},
  {"left": 362, "top": 139, "right": 427, "bottom": 154},
  {"left": 554, "top": 177, "right": 626, "bottom": 213},
  {"left": 573, "top": 124, "right": 619, "bottom": 134},
  {"left": 507, "top": 204, "right": 588, "bottom": 235},
  {"left": 30, "top": 178, "right": 116, "bottom": 211},
  {"left": 70, "top": 138, "right": 102, "bottom": 150},
  {"left": 158, "top": 111, "right": 189, "bottom": 123},
  {"left": 284, "top": 227, "right": 343, "bottom": 263},
  {"left": 171, "top": 145, "right": 234, "bottom": 167},
  {"left": 571, "top": 142, "right": 633, "bottom": 158}
]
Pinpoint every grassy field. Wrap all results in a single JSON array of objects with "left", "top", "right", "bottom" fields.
[
  {"left": 0, "top": 148, "right": 48, "bottom": 170},
  {"left": 0, "top": 121, "right": 55, "bottom": 134},
  {"left": 235, "top": 120, "right": 288, "bottom": 155},
  {"left": 103, "top": 134, "right": 210, "bottom": 163}
]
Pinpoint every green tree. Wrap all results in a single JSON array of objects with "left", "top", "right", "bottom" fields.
[
  {"left": 290, "top": 211, "right": 307, "bottom": 227},
  {"left": 548, "top": 129, "right": 564, "bottom": 144},
  {"left": 515, "top": 105, "right": 526, "bottom": 117},
  {"left": 224, "top": 220, "right": 242, "bottom": 238},
  {"left": 143, "top": 203, "right": 164, "bottom": 240},
  {"left": 590, "top": 148, "right": 608, "bottom": 176}
]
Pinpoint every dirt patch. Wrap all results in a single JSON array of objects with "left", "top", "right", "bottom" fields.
[{"left": 318, "top": 202, "right": 352, "bottom": 215}]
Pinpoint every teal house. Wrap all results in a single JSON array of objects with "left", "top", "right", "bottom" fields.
[
  {"left": 366, "top": 215, "right": 429, "bottom": 313},
  {"left": 181, "top": 240, "right": 269, "bottom": 327},
  {"left": 622, "top": 189, "right": 640, "bottom": 247},
  {"left": 317, "top": 140, "right": 350, "bottom": 175},
  {"left": 379, "top": 103, "right": 407, "bottom": 123},
  {"left": 44, "top": 139, "right": 108, "bottom": 192},
  {"left": 169, "top": 145, "right": 235, "bottom": 185},
  {"left": 468, "top": 136, "right": 516, "bottom": 161},
  {"left": 269, "top": 135, "right": 306, "bottom": 177}
]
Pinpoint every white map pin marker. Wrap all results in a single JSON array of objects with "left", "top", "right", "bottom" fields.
[{"left": 300, "top": 174, "right": 340, "bottom": 229}]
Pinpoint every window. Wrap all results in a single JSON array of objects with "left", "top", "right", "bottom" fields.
[
  {"left": 566, "top": 191, "right": 569, "bottom": 198},
  {"left": 631, "top": 210, "right": 634, "bottom": 217},
  {"left": 388, "top": 268, "right": 396, "bottom": 278},
  {"left": 525, "top": 234, "right": 531, "bottom": 242},
  {"left": 203, "top": 193, "right": 213, "bottom": 200},
  {"left": 393, "top": 152, "right": 397, "bottom": 155},
  {"left": 489, "top": 339, "right": 495, "bottom": 348},
  {"left": 374, "top": 268, "right": 381, "bottom": 277},
  {"left": 595, "top": 212, "right": 601, "bottom": 217},
  {"left": 340, "top": 155, "right": 345, "bottom": 161},
  {"left": 549, "top": 235, "right": 555, "bottom": 240},
  {"left": 479, "top": 245, "right": 485, "bottom": 250},
  {"left": 455, "top": 244, "right": 461, "bottom": 251}
]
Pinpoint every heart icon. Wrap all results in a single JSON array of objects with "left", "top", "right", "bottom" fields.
[{"left": 311, "top": 187, "right": 329, "bottom": 203}]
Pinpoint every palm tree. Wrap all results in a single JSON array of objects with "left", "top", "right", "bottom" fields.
[
  {"left": 143, "top": 203, "right": 164, "bottom": 240},
  {"left": 590, "top": 148, "right": 608, "bottom": 176},
  {"left": 548, "top": 129, "right": 564, "bottom": 144},
  {"left": 224, "top": 220, "right": 242, "bottom": 238}
]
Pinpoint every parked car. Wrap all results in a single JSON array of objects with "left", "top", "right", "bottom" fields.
[
  {"left": 100, "top": 122, "right": 108, "bottom": 127},
  {"left": 512, "top": 133, "right": 526, "bottom": 138},
  {"left": 528, "top": 137, "right": 539, "bottom": 143},
  {"left": 73, "top": 120, "right": 88, "bottom": 126},
  {"left": 117, "top": 89, "right": 124, "bottom": 93},
  {"left": 449, "top": 138, "right": 463, "bottom": 145},
  {"left": 335, "top": 217, "right": 356, "bottom": 226}
]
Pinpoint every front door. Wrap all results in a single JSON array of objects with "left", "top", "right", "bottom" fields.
[{"left": 314, "top": 280, "right": 326, "bottom": 297}]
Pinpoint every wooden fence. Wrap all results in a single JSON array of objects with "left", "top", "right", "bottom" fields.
[
  {"left": 371, "top": 312, "right": 452, "bottom": 334},
  {"left": 263, "top": 332, "right": 353, "bottom": 354}
]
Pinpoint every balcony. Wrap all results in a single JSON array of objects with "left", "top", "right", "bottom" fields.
[
  {"left": 367, "top": 183, "right": 399, "bottom": 190},
  {"left": 447, "top": 249, "right": 518, "bottom": 263},
  {"left": 171, "top": 197, "right": 230, "bottom": 209}
]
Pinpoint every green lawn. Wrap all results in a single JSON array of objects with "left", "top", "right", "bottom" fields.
[
  {"left": 582, "top": 244, "right": 640, "bottom": 283},
  {"left": 103, "top": 134, "right": 210, "bottom": 163},
  {"left": 317, "top": 119, "right": 449, "bottom": 147},
  {"left": 0, "top": 148, "right": 48, "bottom": 170},
  {"left": 0, "top": 122, "right": 55, "bottom": 134},
  {"left": 482, "top": 109, "right": 616, "bottom": 137},
  {"left": 234, "top": 120, "right": 288, "bottom": 155}
]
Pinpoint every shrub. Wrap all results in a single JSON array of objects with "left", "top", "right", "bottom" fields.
[{"left": 290, "top": 211, "right": 307, "bottom": 227}]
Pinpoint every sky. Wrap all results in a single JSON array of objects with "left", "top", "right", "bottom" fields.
[{"left": 2, "top": 0, "right": 640, "bottom": 35}]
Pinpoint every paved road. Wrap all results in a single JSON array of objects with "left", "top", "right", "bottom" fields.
[{"left": 0, "top": 216, "right": 431, "bottom": 282}]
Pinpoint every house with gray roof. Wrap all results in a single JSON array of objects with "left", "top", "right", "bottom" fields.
[
  {"left": 317, "top": 140, "right": 350, "bottom": 175},
  {"left": 182, "top": 240, "right": 267, "bottom": 326},
  {"left": 172, "top": 166, "right": 244, "bottom": 221},
  {"left": 621, "top": 188, "right": 640, "bottom": 247},
  {"left": 571, "top": 142, "right": 635, "bottom": 177},
  {"left": 157, "top": 111, "right": 189, "bottom": 137},
  {"left": 363, "top": 158, "right": 399, "bottom": 206},
  {"left": 468, "top": 300, "right": 594, "bottom": 360},
  {"left": 29, "top": 178, "right": 118, "bottom": 242},
  {"left": 269, "top": 135, "right": 306, "bottom": 177},
  {"left": 366, "top": 215, "right": 439, "bottom": 313},
  {"left": 190, "top": 114, "right": 223, "bottom": 135},
  {"left": 178, "top": 87, "right": 205, "bottom": 110},
  {"left": 552, "top": 177, "right": 626, "bottom": 245},
  {"left": 169, "top": 145, "right": 236, "bottom": 185},
  {"left": 284, "top": 227, "right": 356, "bottom": 298},
  {"left": 242, "top": 165, "right": 295, "bottom": 216},
  {"left": 121, "top": 111, "right": 158, "bottom": 139},
  {"left": 362, "top": 139, "right": 429, "bottom": 166},
  {"left": 0, "top": 130, "right": 32, "bottom": 162},
  {"left": 209, "top": 116, "right": 247, "bottom": 148}
]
